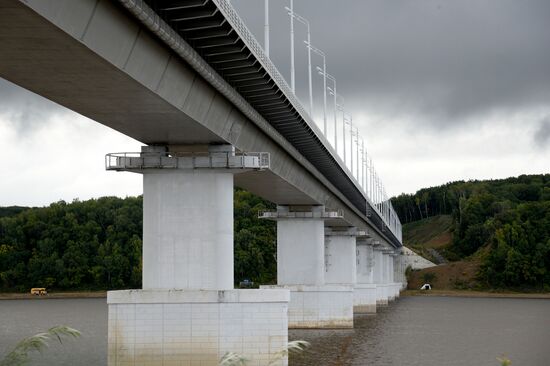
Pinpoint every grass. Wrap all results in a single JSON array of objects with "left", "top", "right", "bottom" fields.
[
  {"left": 0, "top": 326, "right": 80, "bottom": 366},
  {"left": 403, "top": 215, "right": 453, "bottom": 248},
  {"left": 219, "top": 340, "right": 310, "bottom": 366}
]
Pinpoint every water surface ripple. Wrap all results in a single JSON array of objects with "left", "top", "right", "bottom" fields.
[{"left": 0, "top": 296, "right": 549, "bottom": 365}]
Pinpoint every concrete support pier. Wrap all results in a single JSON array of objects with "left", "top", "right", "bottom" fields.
[
  {"left": 385, "top": 252, "right": 396, "bottom": 302},
  {"left": 107, "top": 146, "right": 289, "bottom": 366},
  {"left": 354, "top": 236, "right": 377, "bottom": 313},
  {"left": 374, "top": 246, "right": 390, "bottom": 306},
  {"left": 261, "top": 206, "right": 354, "bottom": 328}
]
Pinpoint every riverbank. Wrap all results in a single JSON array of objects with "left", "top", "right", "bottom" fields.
[
  {"left": 403, "top": 289, "right": 550, "bottom": 299},
  {"left": 0, "top": 291, "right": 107, "bottom": 300}
]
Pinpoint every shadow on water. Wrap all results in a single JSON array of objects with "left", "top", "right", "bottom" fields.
[{"left": 289, "top": 306, "right": 396, "bottom": 366}]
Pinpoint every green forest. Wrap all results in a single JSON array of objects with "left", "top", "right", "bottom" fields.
[
  {"left": 0, "top": 189, "right": 276, "bottom": 292},
  {"left": 392, "top": 174, "right": 550, "bottom": 290},
  {"left": 0, "top": 174, "right": 548, "bottom": 292}
]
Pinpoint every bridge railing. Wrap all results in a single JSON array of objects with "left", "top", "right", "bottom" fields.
[{"left": 214, "top": 0, "right": 403, "bottom": 244}]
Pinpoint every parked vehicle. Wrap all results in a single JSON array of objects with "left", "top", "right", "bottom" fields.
[{"left": 30, "top": 288, "right": 47, "bottom": 296}]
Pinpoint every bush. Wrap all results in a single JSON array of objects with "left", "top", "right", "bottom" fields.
[{"left": 422, "top": 272, "right": 437, "bottom": 283}]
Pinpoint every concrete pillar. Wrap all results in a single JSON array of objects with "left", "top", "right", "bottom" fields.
[
  {"left": 277, "top": 206, "right": 325, "bottom": 285},
  {"left": 325, "top": 229, "right": 357, "bottom": 285},
  {"left": 107, "top": 145, "right": 289, "bottom": 366},
  {"left": 354, "top": 237, "right": 377, "bottom": 313},
  {"left": 374, "top": 246, "right": 389, "bottom": 306},
  {"left": 142, "top": 170, "right": 233, "bottom": 290},
  {"left": 386, "top": 253, "right": 396, "bottom": 301},
  {"left": 261, "top": 207, "right": 353, "bottom": 328}
]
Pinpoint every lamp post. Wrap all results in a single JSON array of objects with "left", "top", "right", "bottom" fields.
[
  {"left": 369, "top": 158, "right": 376, "bottom": 203},
  {"left": 265, "top": 0, "right": 269, "bottom": 57},
  {"left": 335, "top": 94, "right": 345, "bottom": 158},
  {"left": 349, "top": 115, "right": 353, "bottom": 174},
  {"left": 355, "top": 127, "right": 359, "bottom": 180},
  {"left": 343, "top": 112, "right": 352, "bottom": 168},
  {"left": 305, "top": 41, "right": 327, "bottom": 135},
  {"left": 286, "top": 7, "right": 312, "bottom": 115},
  {"left": 361, "top": 138, "right": 366, "bottom": 192},
  {"left": 289, "top": 0, "right": 295, "bottom": 92},
  {"left": 322, "top": 71, "right": 337, "bottom": 150}
]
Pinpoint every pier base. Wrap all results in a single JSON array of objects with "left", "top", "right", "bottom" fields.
[
  {"left": 261, "top": 285, "right": 353, "bottom": 328},
  {"left": 108, "top": 289, "right": 289, "bottom": 366},
  {"left": 353, "top": 284, "right": 377, "bottom": 313},
  {"left": 376, "top": 284, "right": 390, "bottom": 306}
]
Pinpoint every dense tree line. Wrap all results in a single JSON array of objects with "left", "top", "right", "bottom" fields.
[
  {"left": 0, "top": 189, "right": 276, "bottom": 292},
  {"left": 1, "top": 175, "right": 547, "bottom": 291},
  {"left": 392, "top": 174, "right": 550, "bottom": 289}
]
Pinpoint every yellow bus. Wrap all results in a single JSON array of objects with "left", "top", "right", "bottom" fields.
[{"left": 30, "top": 288, "right": 47, "bottom": 296}]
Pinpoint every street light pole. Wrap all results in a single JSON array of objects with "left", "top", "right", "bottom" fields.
[
  {"left": 286, "top": 8, "right": 313, "bottom": 116},
  {"left": 323, "top": 73, "right": 337, "bottom": 150},
  {"left": 362, "top": 139, "right": 366, "bottom": 191},
  {"left": 355, "top": 127, "right": 359, "bottom": 180},
  {"left": 290, "top": 0, "right": 295, "bottom": 93},
  {"left": 349, "top": 116, "right": 353, "bottom": 175},
  {"left": 306, "top": 41, "right": 327, "bottom": 135},
  {"left": 264, "top": 0, "right": 269, "bottom": 57}
]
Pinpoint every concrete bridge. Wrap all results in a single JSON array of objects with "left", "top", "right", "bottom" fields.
[{"left": 0, "top": 0, "right": 406, "bottom": 364}]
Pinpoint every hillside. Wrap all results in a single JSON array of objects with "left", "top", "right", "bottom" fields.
[
  {"left": 394, "top": 174, "right": 550, "bottom": 291},
  {"left": 402, "top": 215, "right": 452, "bottom": 264}
]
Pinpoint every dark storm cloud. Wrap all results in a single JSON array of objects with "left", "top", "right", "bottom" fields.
[
  {"left": 231, "top": 0, "right": 550, "bottom": 128},
  {"left": 534, "top": 116, "right": 550, "bottom": 149}
]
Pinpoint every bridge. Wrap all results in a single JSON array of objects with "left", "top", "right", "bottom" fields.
[{"left": 0, "top": 0, "right": 406, "bottom": 364}]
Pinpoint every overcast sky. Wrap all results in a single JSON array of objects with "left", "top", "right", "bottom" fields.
[{"left": 1, "top": 0, "right": 549, "bottom": 207}]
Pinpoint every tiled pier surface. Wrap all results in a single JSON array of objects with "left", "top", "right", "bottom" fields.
[
  {"left": 262, "top": 285, "right": 354, "bottom": 328},
  {"left": 353, "top": 284, "right": 377, "bottom": 313},
  {"left": 108, "top": 289, "right": 289, "bottom": 366}
]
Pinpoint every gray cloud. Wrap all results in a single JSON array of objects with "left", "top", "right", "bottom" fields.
[
  {"left": 0, "top": 78, "right": 65, "bottom": 135},
  {"left": 232, "top": 0, "right": 550, "bottom": 129},
  {"left": 534, "top": 116, "right": 550, "bottom": 148}
]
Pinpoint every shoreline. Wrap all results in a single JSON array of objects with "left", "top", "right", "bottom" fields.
[
  {"left": 2, "top": 289, "right": 549, "bottom": 300},
  {"left": 402, "top": 289, "right": 550, "bottom": 299},
  {"left": 0, "top": 291, "right": 107, "bottom": 300}
]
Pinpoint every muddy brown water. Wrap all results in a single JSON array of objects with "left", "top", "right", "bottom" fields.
[{"left": 0, "top": 296, "right": 549, "bottom": 365}]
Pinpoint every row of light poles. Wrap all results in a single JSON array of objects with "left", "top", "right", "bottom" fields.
[{"left": 252, "top": 0, "right": 400, "bottom": 231}]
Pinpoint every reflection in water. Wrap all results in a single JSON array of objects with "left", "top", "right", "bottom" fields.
[{"left": 0, "top": 296, "right": 549, "bottom": 365}]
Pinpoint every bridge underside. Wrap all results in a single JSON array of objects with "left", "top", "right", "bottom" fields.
[
  {"left": 0, "top": 0, "right": 320, "bottom": 204},
  {"left": 0, "top": 0, "right": 399, "bottom": 241}
]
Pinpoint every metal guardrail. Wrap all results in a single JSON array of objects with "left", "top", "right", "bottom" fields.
[{"left": 105, "top": 151, "right": 270, "bottom": 171}]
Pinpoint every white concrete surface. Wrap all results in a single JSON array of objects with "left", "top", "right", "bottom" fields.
[
  {"left": 355, "top": 240, "right": 377, "bottom": 313},
  {"left": 261, "top": 285, "right": 353, "bottom": 328},
  {"left": 276, "top": 207, "right": 325, "bottom": 286},
  {"left": 108, "top": 289, "right": 289, "bottom": 366},
  {"left": 143, "top": 170, "right": 234, "bottom": 290},
  {"left": 325, "top": 234, "right": 357, "bottom": 285},
  {"left": 356, "top": 242, "right": 375, "bottom": 284},
  {"left": 353, "top": 284, "right": 377, "bottom": 313}
]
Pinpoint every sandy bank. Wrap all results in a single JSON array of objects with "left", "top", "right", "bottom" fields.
[
  {"left": 0, "top": 291, "right": 107, "bottom": 300},
  {"left": 402, "top": 289, "right": 550, "bottom": 299}
]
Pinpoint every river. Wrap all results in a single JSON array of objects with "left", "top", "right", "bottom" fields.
[{"left": 0, "top": 296, "right": 548, "bottom": 365}]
